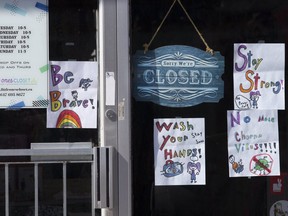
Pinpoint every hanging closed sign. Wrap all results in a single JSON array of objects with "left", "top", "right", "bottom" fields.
[{"left": 133, "top": 45, "right": 225, "bottom": 107}]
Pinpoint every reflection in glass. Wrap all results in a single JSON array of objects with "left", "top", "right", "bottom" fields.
[
  {"left": 38, "top": 164, "right": 63, "bottom": 216},
  {"left": 67, "top": 163, "right": 92, "bottom": 216},
  {"left": 0, "top": 166, "right": 4, "bottom": 215},
  {"left": 9, "top": 164, "right": 34, "bottom": 216}
]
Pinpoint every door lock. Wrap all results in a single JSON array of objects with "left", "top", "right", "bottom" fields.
[{"left": 105, "top": 109, "right": 117, "bottom": 122}]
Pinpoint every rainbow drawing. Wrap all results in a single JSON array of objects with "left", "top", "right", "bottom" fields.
[{"left": 56, "top": 110, "right": 82, "bottom": 128}]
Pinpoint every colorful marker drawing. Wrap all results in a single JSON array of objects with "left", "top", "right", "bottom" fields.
[
  {"left": 56, "top": 110, "right": 82, "bottom": 128},
  {"left": 233, "top": 43, "right": 285, "bottom": 110},
  {"left": 47, "top": 61, "right": 98, "bottom": 128},
  {"left": 187, "top": 155, "right": 201, "bottom": 183},
  {"left": 249, "top": 154, "right": 273, "bottom": 176},
  {"left": 154, "top": 118, "right": 206, "bottom": 185},
  {"left": 79, "top": 78, "right": 93, "bottom": 91},
  {"left": 227, "top": 109, "right": 279, "bottom": 177},
  {"left": 161, "top": 160, "right": 184, "bottom": 177},
  {"left": 229, "top": 155, "right": 244, "bottom": 174},
  {"left": 249, "top": 90, "right": 261, "bottom": 109}
]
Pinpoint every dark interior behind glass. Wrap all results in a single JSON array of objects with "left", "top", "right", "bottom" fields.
[
  {"left": 0, "top": 0, "right": 98, "bottom": 154},
  {"left": 0, "top": 0, "right": 98, "bottom": 215},
  {"left": 131, "top": 0, "right": 288, "bottom": 215}
]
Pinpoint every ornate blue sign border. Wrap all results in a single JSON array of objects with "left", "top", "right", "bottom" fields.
[{"left": 133, "top": 45, "right": 225, "bottom": 107}]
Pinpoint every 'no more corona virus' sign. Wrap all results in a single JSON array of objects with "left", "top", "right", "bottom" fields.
[{"left": 133, "top": 45, "right": 224, "bottom": 107}]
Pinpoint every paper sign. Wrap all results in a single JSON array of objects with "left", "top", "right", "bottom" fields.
[
  {"left": 0, "top": 0, "right": 48, "bottom": 108},
  {"left": 47, "top": 61, "right": 98, "bottom": 128},
  {"left": 233, "top": 43, "right": 285, "bottom": 110},
  {"left": 105, "top": 72, "right": 115, "bottom": 106},
  {"left": 154, "top": 118, "right": 206, "bottom": 185},
  {"left": 227, "top": 110, "right": 280, "bottom": 177}
]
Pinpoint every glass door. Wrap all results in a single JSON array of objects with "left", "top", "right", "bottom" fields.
[
  {"left": 0, "top": 143, "right": 96, "bottom": 216},
  {"left": 0, "top": 0, "right": 100, "bottom": 215},
  {"left": 131, "top": 0, "right": 288, "bottom": 215}
]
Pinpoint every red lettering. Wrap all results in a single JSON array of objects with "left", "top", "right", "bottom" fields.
[
  {"left": 155, "top": 121, "right": 173, "bottom": 132},
  {"left": 160, "top": 135, "right": 170, "bottom": 151},
  {"left": 164, "top": 149, "right": 173, "bottom": 160}
]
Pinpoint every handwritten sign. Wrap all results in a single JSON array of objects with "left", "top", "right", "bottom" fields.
[
  {"left": 47, "top": 61, "right": 98, "bottom": 129},
  {"left": 154, "top": 118, "right": 206, "bottom": 185},
  {"left": 133, "top": 45, "right": 224, "bottom": 107},
  {"left": 227, "top": 110, "right": 280, "bottom": 177},
  {"left": 0, "top": 0, "right": 48, "bottom": 108},
  {"left": 233, "top": 43, "right": 285, "bottom": 110}
]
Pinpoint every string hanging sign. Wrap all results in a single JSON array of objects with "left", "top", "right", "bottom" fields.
[{"left": 133, "top": 0, "right": 224, "bottom": 107}]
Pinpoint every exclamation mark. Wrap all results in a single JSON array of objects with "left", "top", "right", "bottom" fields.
[
  {"left": 274, "top": 142, "right": 277, "bottom": 154},
  {"left": 269, "top": 143, "right": 272, "bottom": 153},
  {"left": 198, "top": 149, "right": 202, "bottom": 158},
  {"left": 90, "top": 99, "right": 95, "bottom": 109},
  {"left": 264, "top": 143, "right": 268, "bottom": 152},
  {"left": 260, "top": 143, "right": 263, "bottom": 152}
]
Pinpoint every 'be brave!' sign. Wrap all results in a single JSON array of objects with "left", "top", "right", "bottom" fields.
[{"left": 133, "top": 45, "right": 224, "bottom": 107}]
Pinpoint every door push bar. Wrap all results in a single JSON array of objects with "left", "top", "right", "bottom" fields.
[
  {"left": 0, "top": 143, "right": 115, "bottom": 210},
  {"left": 93, "top": 146, "right": 114, "bottom": 209}
]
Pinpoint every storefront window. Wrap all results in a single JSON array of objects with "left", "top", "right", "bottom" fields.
[
  {"left": 131, "top": 0, "right": 288, "bottom": 215},
  {"left": 0, "top": 0, "right": 98, "bottom": 150},
  {"left": 0, "top": 0, "right": 98, "bottom": 215}
]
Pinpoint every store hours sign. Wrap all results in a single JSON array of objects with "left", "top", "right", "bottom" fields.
[
  {"left": 0, "top": 0, "right": 48, "bottom": 108},
  {"left": 133, "top": 45, "right": 224, "bottom": 107}
]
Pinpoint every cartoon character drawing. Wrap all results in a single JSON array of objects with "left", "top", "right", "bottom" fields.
[
  {"left": 229, "top": 155, "right": 244, "bottom": 173},
  {"left": 79, "top": 78, "right": 93, "bottom": 91},
  {"left": 187, "top": 155, "right": 201, "bottom": 183},
  {"left": 161, "top": 160, "right": 184, "bottom": 177},
  {"left": 250, "top": 90, "right": 261, "bottom": 109},
  {"left": 251, "top": 155, "right": 272, "bottom": 175},
  {"left": 71, "top": 90, "right": 78, "bottom": 101}
]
